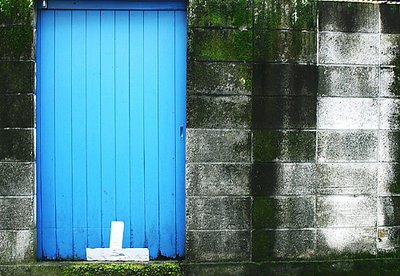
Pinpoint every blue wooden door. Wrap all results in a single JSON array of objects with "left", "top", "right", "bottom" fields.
[{"left": 36, "top": 0, "right": 186, "bottom": 260}]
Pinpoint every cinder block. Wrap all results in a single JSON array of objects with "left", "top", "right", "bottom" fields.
[
  {"left": 0, "top": 162, "right": 34, "bottom": 196},
  {"left": 379, "top": 163, "right": 400, "bottom": 195},
  {"left": 252, "top": 229, "right": 315, "bottom": 261},
  {"left": 318, "top": 2, "right": 378, "bottom": 33},
  {"left": 186, "top": 230, "right": 250, "bottom": 262},
  {"left": 318, "top": 32, "right": 379, "bottom": 65},
  {"left": 380, "top": 34, "right": 400, "bottom": 66},
  {"left": 0, "top": 230, "right": 35, "bottom": 263},
  {"left": 187, "top": 197, "right": 251, "bottom": 230},
  {"left": 318, "top": 66, "right": 379, "bottom": 97},
  {"left": 253, "top": 196, "right": 314, "bottom": 229},
  {"left": 0, "top": 27, "right": 33, "bottom": 60},
  {"left": 377, "top": 227, "right": 400, "bottom": 256},
  {"left": 380, "top": 4, "right": 400, "bottom": 34},
  {"left": 186, "top": 163, "right": 251, "bottom": 196},
  {"left": 0, "top": 198, "right": 34, "bottom": 230},
  {"left": 317, "top": 163, "right": 377, "bottom": 195},
  {"left": 0, "top": 0, "right": 33, "bottom": 25},
  {"left": 254, "top": 30, "right": 316, "bottom": 63},
  {"left": 378, "top": 196, "right": 400, "bottom": 226},
  {"left": 380, "top": 68, "right": 399, "bottom": 98},
  {"left": 316, "top": 228, "right": 376, "bottom": 258},
  {"left": 379, "top": 131, "right": 400, "bottom": 162},
  {"left": 0, "top": 94, "right": 34, "bottom": 128},
  {"left": 317, "top": 131, "right": 378, "bottom": 162},
  {"left": 187, "top": 61, "right": 251, "bottom": 95},
  {"left": 187, "top": 95, "right": 251, "bottom": 129},
  {"left": 380, "top": 99, "right": 400, "bottom": 130},
  {"left": 253, "top": 130, "right": 316, "bottom": 162},
  {"left": 253, "top": 63, "right": 318, "bottom": 97},
  {"left": 0, "top": 61, "right": 34, "bottom": 93},
  {"left": 252, "top": 163, "right": 316, "bottom": 196},
  {"left": 186, "top": 129, "right": 251, "bottom": 162},
  {"left": 188, "top": 0, "right": 252, "bottom": 28},
  {"left": 317, "top": 98, "right": 379, "bottom": 130},
  {"left": 188, "top": 29, "right": 252, "bottom": 62},
  {"left": 254, "top": 0, "right": 316, "bottom": 30},
  {"left": 252, "top": 96, "right": 316, "bottom": 130},
  {"left": 0, "top": 129, "right": 34, "bottom": 162},
  {"left": 316, "top": 196, "right": 376, "bottom": 227}
]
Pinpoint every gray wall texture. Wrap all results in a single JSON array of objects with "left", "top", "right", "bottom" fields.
[{"left": 1, "top": 0, "right": 400, "bottom": 267}]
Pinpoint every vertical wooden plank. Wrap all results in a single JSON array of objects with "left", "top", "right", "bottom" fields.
[
  {"left": 100, "top": 10, "right": 116, "bottom": 247},
  {"left": 115, "top": 10, "right": 131, "bottom": 248},
  {"left": 54, "top": 10, "right": 73, "bottom": 258},
  {"left": 175, "top": 10, "right": 187, "bottom": 257},
  {"left": 143, "top": 11, "right": 159, "bottom": 258},
  {"left": 86, "top": 10, "right": 102, "bottom": 249},
  {"left": 129, "top": 11, "right": 146, "bottom": 249},
  {"left": 71, "top": 10, "right": 87, "bottom": 259},
  {"left": 38, "top": 10, "right": 57, "bottom": 259},
  {"left": 158, "top": 11, "right": 176, "bottom": 257}
]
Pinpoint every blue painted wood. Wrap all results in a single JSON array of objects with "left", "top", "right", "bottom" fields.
[
  {"left": 37, "top": 2, "right": 187, "bottom": 260},
  {"left": 39, "top": 0, "right": 186, "bottom": 10}
]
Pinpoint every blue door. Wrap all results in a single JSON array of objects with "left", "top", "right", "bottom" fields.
[{"left": 36, "top": 0, "right": 186, "bottom": 260}]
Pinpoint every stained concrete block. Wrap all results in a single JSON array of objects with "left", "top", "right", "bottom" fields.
[
  {"left": 252, "top": 163, "right": 316, "bottom": 196},
  {"left": 318, "top": 2, "right": 379, "bottom": 33},
  {"left": 0, "top": 129, "right": 34, "bottom": 162},
  {"left": 380, "top": 99, "right": 400, "bottom": 129},
  {"left": 182, "top": 263, "right": 251, "bottom": 276},
  {"left": 253, "top": 196, "right": 314, "bottom": 229},
  {"left": 253, "top": 130, "right": 316, "bottom": 162},
  {"left": 188, "top": 28, "right": 252, "bottom": 62},
  {"left": 0, "top": 198, "right": 33, "bottom": 230},
  {"left": 317, "top": 131, "right": 378, "bottom": 162},
  {"left": 380, "top": 34, "right": 400, "bottom": 66},
  {"left": 379, "top": 131, "right": 400, "bottom": 162},
  {"left": 316, "top": 163, "right": 377, "bottom": 195},
  {"left": 186, "top": 129, "right": 251, "bottom": 162},
  {"left": 0, "top": 230, "right": 35, "bottom": 263},
  {"left": 187, "top": 61, "right": 251, "bottom": 95},
  {"left": 380, "top": 68, "right": 399, "bottom": 98},
  {"left": 316, "top": 228, "right": 376, "bottom": 258},
  {"left": 252, "top": 229, "right": 315, "bottom": 261},
  {"left": 186, "top": 163, "right": 250, "bottom": 196},
  {"left": 252, "top": 96, "right": 316, "bottom": 130},
  {"left": 380, "top": 4, "right": 400, "bottom": 34},
  {"left": 0, "top": 61, "right": 34, "bottom": 94},
  {"left": 187, "top": 95, "right": 251, "bottom": 129},
  {"left": 317, "top": 98, "right": 379, "bottom": 130},
  {"left": 186, "top": 230, "right": 250, "bottom": 262},
  {"left": 253, "top": 63, "right": 318, "bottom": 97},
  {"left": 254, "top": 30, "right": 316, "bottom": 63},
  {"left": 0, "top": 94, "right": 34, "bottom": 128},
  {"left": 316, "top": 196, "right": 376, "bottom": 227},
  {"left": 378, "top": 196, "right": 400, "bottom": 226},
  {"left": 379, "top": 163, "right": 400, "bottom": 195},
  {"left": 0, "top": 27, "right": 33, "bottom": 60},
  {"left": 187, "top": 197, "right": 251, "bottom": 230},
  {"left": 0, "top": 162, "right": 34, "bottom": 196},
  {"left": 188, "top": 0, "right": 252, "bottom": 28},
  {"left": 318, "top": 32, "right": 379, "bottom": 65},
  {"left": 377, "top": 226, "right": 400, "bottom": 256},
  {"left": 318, "top": 66, "right": 379, "bottom": 98}
]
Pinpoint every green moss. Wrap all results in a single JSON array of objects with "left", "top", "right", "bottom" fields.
[
  {"left": 252, "top": 230, "right": 275, "bottom": 261},
  {"left": 188, "top": 0, "right": 252, "bottom": 28},
  {"left": 0, "top": 26, "right": 33, "bottom": 60},
  {"left": 253, "top": 197, "right": 277, "bottom": 229},
  {"left": 0, "top": 0, "right": 32, "bottom": 25},
  {"left": 63, "top": 263, "right": 182, "bottom": 276},
  {"left": 253, "top": 131, "right": 281, "bottom": 162}
]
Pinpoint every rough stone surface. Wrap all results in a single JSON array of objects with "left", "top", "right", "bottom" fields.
[
  {"left": 0, "top": 129, "right": 34, "bottom": 162},
  {"left": 317, "top": 98, "right": 379, "bottom": 130},
  {"left": 318, "top": 33, "right": 379, "bottom": 65},
  {"left": 186, "top": 230, "right": 250, "bottom": 262},
  {"left": 186, "top": 163, "right": 250, "bottom": 196},
  {"left": 380, "top": 4, "right": 400, "bottom": 34},
  {"left": 317, "top": 131, "right": 378, "bottom": 162},
  {"left": 379, "top": 131, "right": 400, "bottom": 162},
  {"left": 0, "top": 61, "right": 34, "bottom": 94},
  {"left": 0, "top": 26, "right": 33, "bottom": 60},
  {"left": 378, "top": 196, "right": 400, "bottom": 226},
  {"left": 377, "top": 226, "right": 400, "bottom": 256},
  {"left": 0, "top": 162, "right": 34, "bottom": 196},
  {"left": 379, "top": 163, "right": 400, "bottom": 195},
  {"left": 0, "top": 94, "right": 34, "bottom": 128},
  {"left": 380, "top": 34, "right": 400, "bottom": 66},
  {"left": 380, "top": 98, "right": 400, "bottom": 129},
  {"left": 0, "top": 230, "right": 35, "bottom": 263},
  {"left": 381, "top": 68, "right": 399, "bottom": 98},
  {"left": 187, "top": 197, "right": 251, "bottom": 230},
  {"left": 0, "top": 198, "right": 34, "bottom": 230},
  {"left": 318, "top": 66, "right": 379, "bottom": 98}
]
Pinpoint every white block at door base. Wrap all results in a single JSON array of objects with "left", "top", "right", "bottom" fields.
[{"left": 86, "top": 248, "right": 149, "bottom": 261}]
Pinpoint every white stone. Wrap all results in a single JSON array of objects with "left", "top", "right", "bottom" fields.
[
  {"left": 86, "top": 248, "right": 149, "bottom": 261},
  {"left": 110, "top": 221, "right": 124, "bottom": 249}
]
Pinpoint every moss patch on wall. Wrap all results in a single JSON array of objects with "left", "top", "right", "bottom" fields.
[
  {"left": 0, "top": 26, "right": 33, "bottom": 60},
  {"left": 0, "top": 0, "right": 32, "bottom": 25}
]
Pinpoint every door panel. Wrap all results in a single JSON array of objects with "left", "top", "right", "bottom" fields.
[{"left": 37, "top": 3, "right": 186, "bottom": 260}]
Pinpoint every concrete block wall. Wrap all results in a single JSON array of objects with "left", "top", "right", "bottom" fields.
[{"left": 0, "top": 0, "right": 36, "bottom": 263}]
